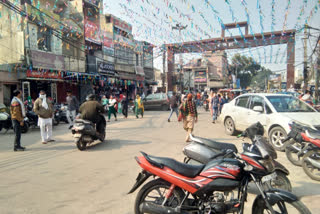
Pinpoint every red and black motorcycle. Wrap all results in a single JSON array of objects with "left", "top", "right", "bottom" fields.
[
  {"left": 129, "top": 123, "right": 311, "bottom": 214},
  {"left": 285, "top": 122, "right": 320, "bottom": 181}
]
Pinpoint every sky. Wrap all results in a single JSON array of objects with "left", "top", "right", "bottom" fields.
[{"left": 103, "top": 0, "right": 320, "bottom": 74}]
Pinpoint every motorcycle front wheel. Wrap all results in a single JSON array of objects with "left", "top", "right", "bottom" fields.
[
  {"left": 263, "top": 171, "right": 292, "bottom": 192},
  {"left": 134, "top": 178, "right": 185, "bottom": 214},
  {"left": 253, "top": 199, "right": 311, "bottom": 214},
  {"left": 302, "top": 149, "right": 320, "bottom": 181}
]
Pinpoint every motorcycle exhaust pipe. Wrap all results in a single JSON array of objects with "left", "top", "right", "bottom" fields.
[
  {"left": 305, "top": 157, "right": 320, "bottom": 169},
  {"left": 139, "top": 202, "right": 187, "bottom": 214},
  {"left": 287, "top": 144, "right": 301, "bottom": 153}
]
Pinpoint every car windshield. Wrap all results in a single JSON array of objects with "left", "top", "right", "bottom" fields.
[{"left": 266, "top": 96, "right": 315, "bottom": 113}]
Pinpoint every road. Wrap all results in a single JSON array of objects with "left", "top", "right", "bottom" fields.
[{"left": 0, "top": 110, "right": 319, "bottom": 213}]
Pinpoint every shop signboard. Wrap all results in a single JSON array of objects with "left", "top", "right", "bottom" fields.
[
  {"left": 26, "top": 70, "right": 63, "bottom": 79},
  {"left": 98, "top": 62, "right": 117, "bottom": 76},
  {"left": 114, "top": 34, "right": 135, "bottom": 47},
  {"left": 194, "top": 71, "right": 207, "bottom": 83},
  {"left": 30, "top": 50, "right": 65, "bottom": 70},
  {"left": 113, "top": 18, "right": 132, "bottom": 33},
  {"left": 84, "top": 19, "right": 101, "bottom": 44},
  {"left": 102, "top": 31, "right": 114, "bottom": 56}
]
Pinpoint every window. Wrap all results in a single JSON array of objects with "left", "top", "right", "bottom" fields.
[
  {"left": 37, "top": 27, "right": 51, "bottom": 51},
  {"left": 267, "top": 96, "right": 315, "bottom": 113},
  {"left": 105, "top": 16, "right": 111, "bottom": 23},
  {"left": 236, "top": 96, "right": 249, "bottom": 108},
  {"left": 146, "top": 94, "right": 154, "bottom": 100},
  {"left": 249, "top": 96, "right": 265, "bottom": 111}
]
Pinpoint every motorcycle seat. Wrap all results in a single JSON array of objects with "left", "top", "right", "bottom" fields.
[
  {"left": 74, "top": 119, "right": 93, "bottom": 125},
  {"left": 306, "top": 129, "right": 320, "bottom": 140},
  {"left": 141, "top": 152, "right": 205, "bottom": 178},
  {"left": 190, "top": 135, "right": 238, "bottom": 153}
]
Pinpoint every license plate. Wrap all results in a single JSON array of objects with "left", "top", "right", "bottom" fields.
[{"left": 262, "top": 172, "right": 277, "bottom": 183}]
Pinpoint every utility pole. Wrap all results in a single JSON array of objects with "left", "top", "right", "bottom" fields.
[
  {"left": 162, "top": 47, "right": 166, "bottom": 92},
  {"left": 315, "top": 44, "right": 320, "bottom": 104},
  {"left": 172, "top": 23, "right": 187, "bottom": 92},
  {"left": 303, "top": 24, "right": 308, "bottom": 92}
]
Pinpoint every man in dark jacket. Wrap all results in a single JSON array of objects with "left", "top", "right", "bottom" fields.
[
  {"left": 168, "top": 92, "right": 179, "bottom": 122},
  {"left": 79, "top": 94, "right": 106, "bottom": 138},
  {"left": 66, "top": 90, "right": 79, "bottom": 129}
]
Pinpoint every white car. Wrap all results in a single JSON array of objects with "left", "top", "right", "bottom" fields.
[{"left": 220, "top": 93, "right": 320, "bottom": 151}]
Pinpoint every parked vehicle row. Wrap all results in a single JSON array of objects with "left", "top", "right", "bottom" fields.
[
  {"left": 220, "top": 93, "right": 320, "bottom": 151},
  {"left": 284, "top": 122, "right": 320, "bottom": 181},
  {"left": 129, "top": 122, "right": 311, "bottom": 214}
]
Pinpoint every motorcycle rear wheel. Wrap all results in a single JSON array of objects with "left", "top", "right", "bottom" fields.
[
  {"left": 302, "top": 149, "right": 320, "bottom": 181},
  {"left": 134, "top": 178, "right": 185, "bottom": 214},
  {"left": 76, "top": 139, "right": 87, "bottom": 151},
  {"left": 21, "top": 122, "right": 29, "bottom": 133},
  {"left": 253, "top": 199, "right": 311, "bottom": 214},
  {"left": 285, "top": 140, "right": 304, "bottom": 166}
]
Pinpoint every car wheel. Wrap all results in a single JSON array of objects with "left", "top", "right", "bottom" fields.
[
  {"left": 269, "top": 126, "right": 287, "bottom": 151},
  {"left": 224, "top": 117, "right": 236, "bottom": 135}
]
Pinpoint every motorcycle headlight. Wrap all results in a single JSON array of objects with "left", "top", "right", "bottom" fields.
[{"left": 259, "top": 158, "right": 275, "bottom": 172}]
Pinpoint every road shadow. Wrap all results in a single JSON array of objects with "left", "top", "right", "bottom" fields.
[
  {"left": 86, "top": 139, "right": 152, "bottom": 151},
  {"left": 27, "top": 144, "right": 75, "bottom": 151},
  {"left": 292, "top": 181, "right": 320, "bottom": 197}
]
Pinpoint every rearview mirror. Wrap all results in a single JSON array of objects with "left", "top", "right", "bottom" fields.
[{"left": 253, "top": 106, "right": 263, "bottom": 113}]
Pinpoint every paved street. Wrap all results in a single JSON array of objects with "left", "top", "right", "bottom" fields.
[{"left": 0, "top": 110, "right": 319, "bottom": 214}]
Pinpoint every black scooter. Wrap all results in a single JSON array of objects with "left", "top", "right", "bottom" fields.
[
  {"left": 71, "top": 115, "right": 106, "bottom": 151},
  {"left": 183, "top": 122, "right": 292, "bottom": 192}
]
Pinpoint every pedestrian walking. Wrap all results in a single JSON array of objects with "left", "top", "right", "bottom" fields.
[
  {"left": 107, "top": 95, "right": 117, "bottom": 122},
  {"left": 121, "top": 95, "right": 129, "bottom": 118},
  {"left": 218, "top": 94, "right": 225, "bottom": 114},
  {"left": 10, "top": 90, "right": 26, "bottom": 151},
  {"left": 66, "top": 90, "right": 79, "bottom": 129},
  {"left": 34, "top": 90, "right": 54, "bottom": 144},
  {"left": 211, "top": 92, "right": 219, "bottom": 123},
  {"left": 135, "top": 95, "right": 144, "bottom": 118},
  {"left": 180, "top": 93, "right": 198, "bottom": 142},
  {"left": 209, "top": 91, "right": 214, "bottom": 117},
  {"left": 168, "top": 92, "right": 179, "bottom": 122}
]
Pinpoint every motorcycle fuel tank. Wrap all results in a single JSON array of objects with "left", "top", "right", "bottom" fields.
[{"left": 183, "top": 142, "right": 220, "bottom": 164}]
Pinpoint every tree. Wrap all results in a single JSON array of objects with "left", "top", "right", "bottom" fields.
[
  {"left": 250, "top": 67, "right": 273, "bottom": 90},
  {"left": 229, "top": 54, "right": 261, "bottom": 88}
]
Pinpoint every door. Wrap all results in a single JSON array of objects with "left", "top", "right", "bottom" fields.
[
  {"left": 233, "top": 95, "right": 250, "bottom": 131},
  {"left": 246, "top": 95, "right": 268, "bottom": 128},
  {"left": 22, "top": 82, "right": 30, "bottom": 102}
]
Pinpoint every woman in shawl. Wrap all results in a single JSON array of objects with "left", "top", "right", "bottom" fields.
[
  {"left": 180, "top": 93, "right": 198, "bottom": 142},
  {"left": 135, "top": 95, "right": 144, "bottom": 119}
]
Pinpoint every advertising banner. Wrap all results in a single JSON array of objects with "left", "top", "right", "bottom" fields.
[
  {"left": 84, "top": 19, "right": 101, "bottom": 44},
  {"left": 194, "top": 71, "right": 207, "bottom": 83},
  {"left": 30, "top": 50, "right": 65, "bottom": 70},
  {"left": 114, "top": 18, "right": 132, "bottom": 33},
  {"left": 98, "top": 62, "right": 117, "bottom": 76}
]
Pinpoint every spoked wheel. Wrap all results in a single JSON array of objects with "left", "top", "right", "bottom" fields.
[
  {"left": 269, "top": 126, "right": 287, "bottom": 151},
  {"left": 134, "top": 179, "right": 185, "bottom": 214},
  {"left": 253, "top": 199, "right": 311, "bottom": 214},
  {"left": 76, "top": 138, "right": 87, "bottom": 151},
  {"left": 302, "top": 149, "right": 320, "bottom": 181},
  {"left": 264, "top": 171, "right": 292, "bottom": 192},
  {"left": 285, "top": 140, "right": 305, "bottom": 166},
  {"left": 224, "top": 117, "right": 236, "bottom": 135}
]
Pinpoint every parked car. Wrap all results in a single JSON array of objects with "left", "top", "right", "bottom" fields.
[
  {"left": 143, "top": 93, "right": 169, "bottom": 111},
  {"left": 220, "top": 93, "right": 320, "bottom": 151}
]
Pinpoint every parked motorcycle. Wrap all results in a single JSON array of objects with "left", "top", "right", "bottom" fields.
[
  {"left": 183, "top": 122, "right": 292, "bottom": 192},
  {"left": 25, "top": 104, "right": 38, "bottom": 128},
  {"left": 0, "top": 104, "right": 29, "bottom": 133},
  {"left": 71, "top": 117, "right": 106, "bottom": 151},
  {"left": 284, "top": 122, "right": 320, "bottom": 181},
  {"left": 129, "top": 123, "right": 310, "bottom": 214}
]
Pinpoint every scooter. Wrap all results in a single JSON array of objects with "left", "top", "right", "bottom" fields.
[
  {"left": 183, "top": 122, "right": 292, "bottom": 192},
  {"left": 71, "top": 115, "right": 106, "bottom": 151}
]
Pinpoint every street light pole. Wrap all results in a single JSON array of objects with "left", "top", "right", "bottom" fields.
[{"left": 172, "top": 23, "right": 187, "bottom": 92}]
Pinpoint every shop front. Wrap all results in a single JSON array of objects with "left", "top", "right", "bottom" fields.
[
  {"left": 194, "top": 70, "right": 207, "bottom": 91},
  {"left": 0, "top": 70, "right": 24, "bottom": 106}
]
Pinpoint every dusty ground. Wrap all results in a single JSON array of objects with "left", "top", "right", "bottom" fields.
[{"left": 0, "top": 110, "right": 319, "bottom": 213}]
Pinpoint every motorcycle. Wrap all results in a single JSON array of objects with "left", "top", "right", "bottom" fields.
[
  {"left": 71, "top": 116, "right": 106, "bottom": 151},
  {"left": 284, "top": 122, "right": 320, "bottom": 181},
  {"left": 129, "top": 123, "right": 310, "bottom": 214},
  {"left": 183, "top": 122, "right": 292, "bottom": 192},
  {"left": 53, "top": 104, "right": 62, "bottom": 126},
  {"left": 25, "top": 104, "right": 38, "bottom": 128},
  {"left": 0, "top": 104, "right": 29, "bottom": 133},
  {"left": 203, "top": 99, "right": 209, "bottom": 111}
]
